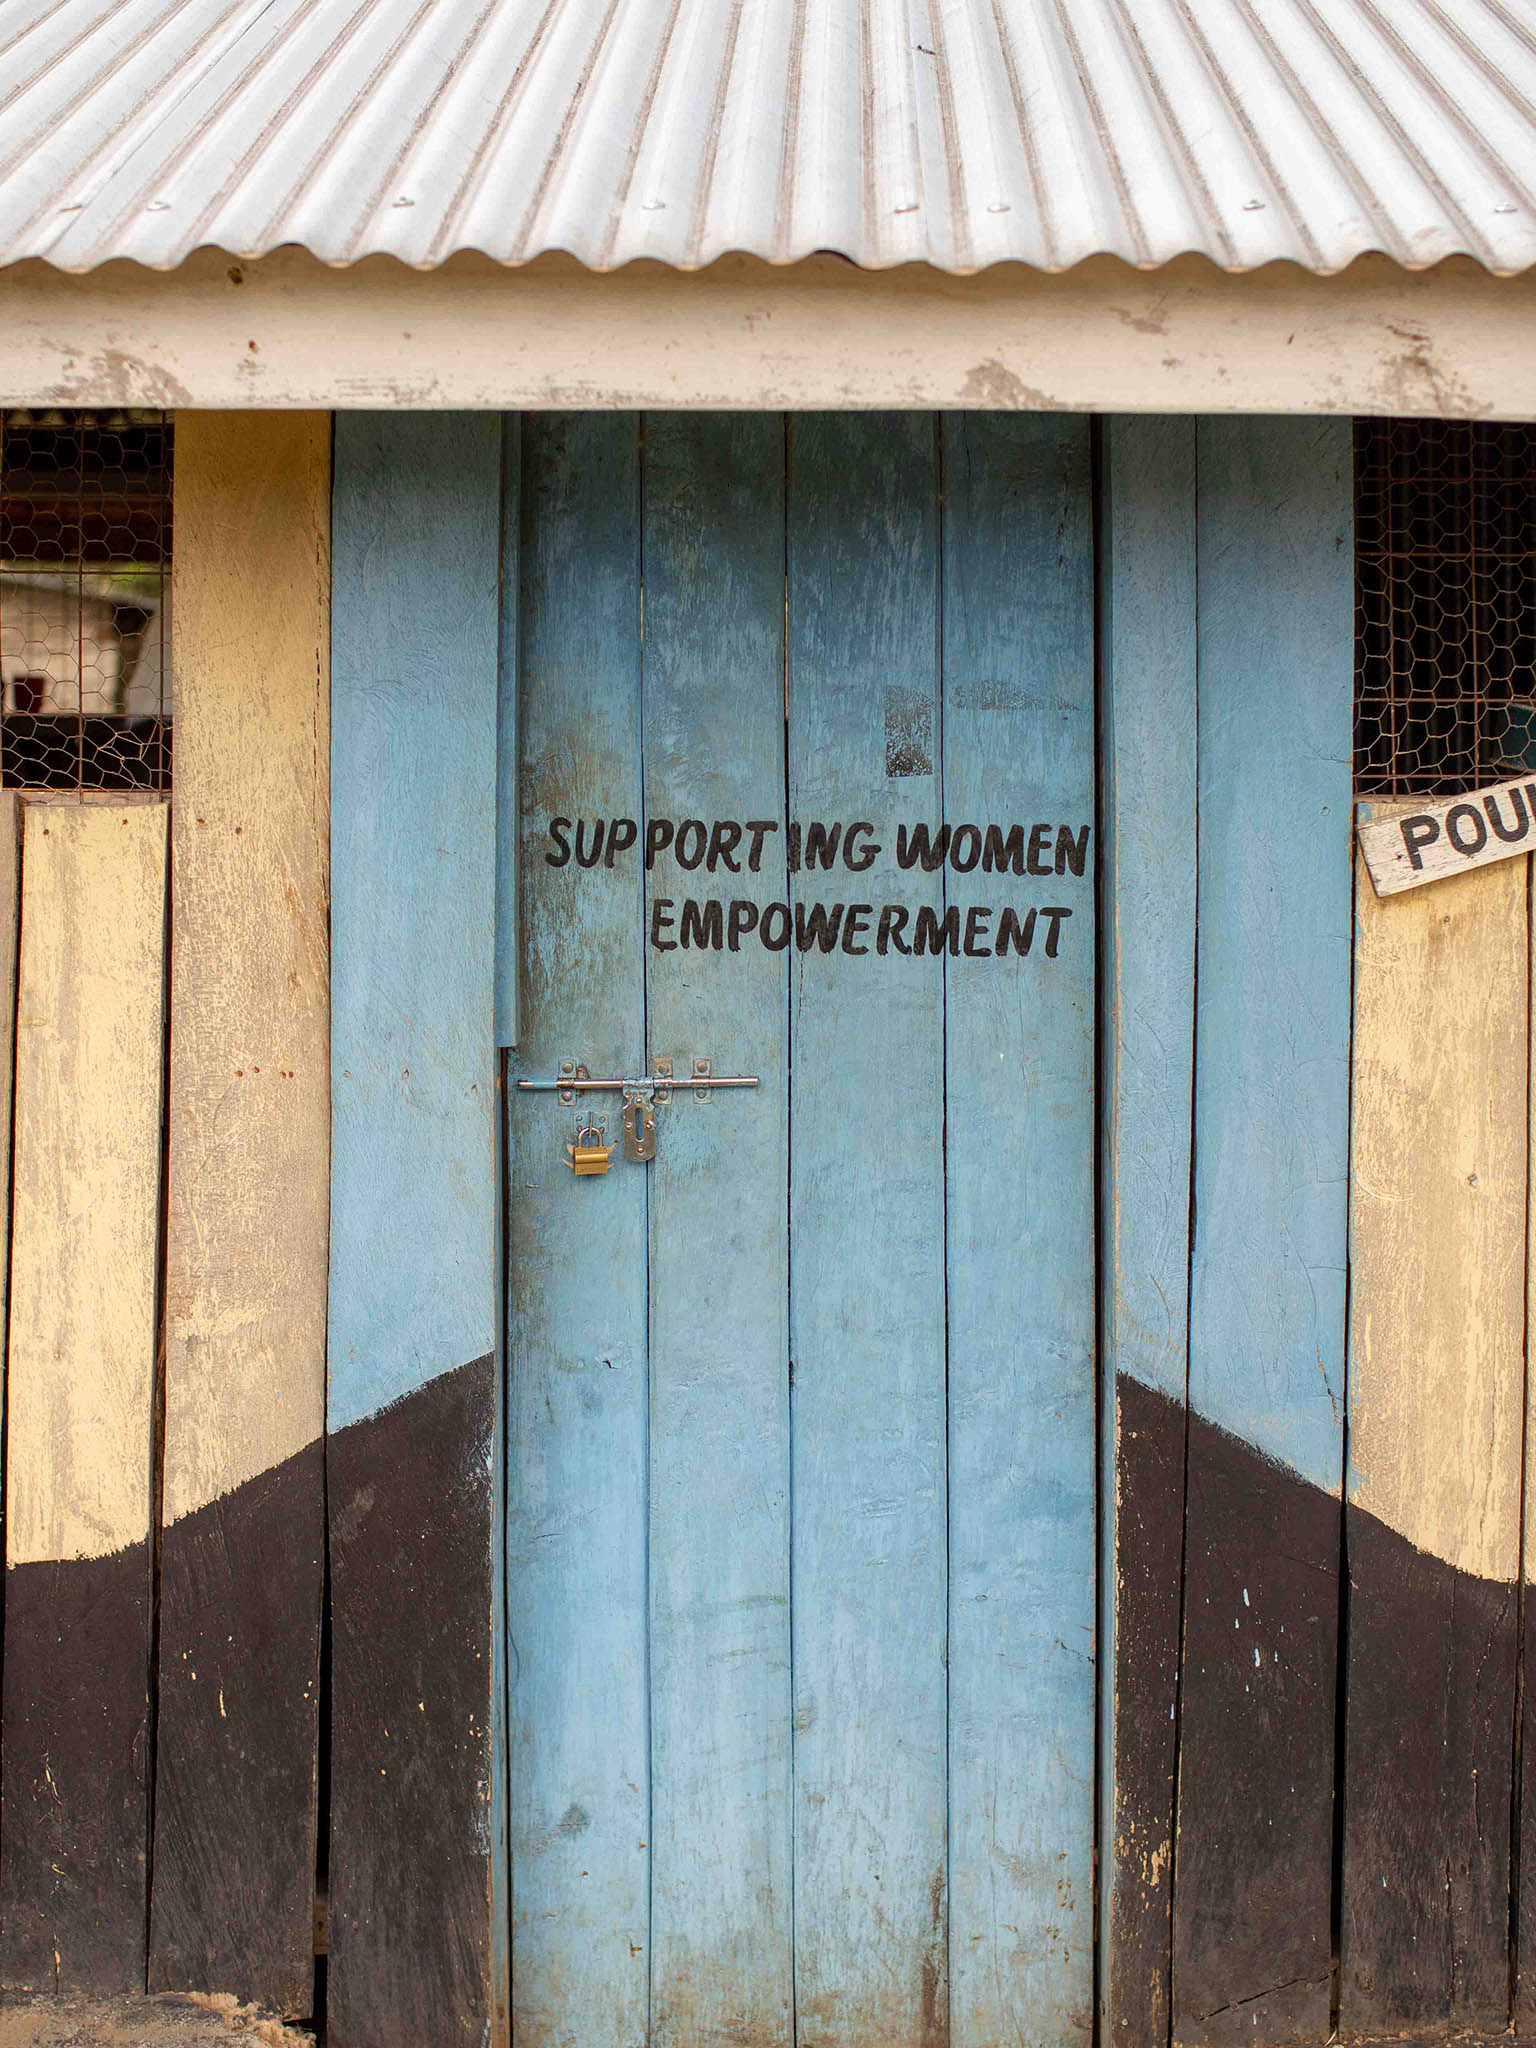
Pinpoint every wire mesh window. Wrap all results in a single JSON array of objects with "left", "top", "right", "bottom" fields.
[
  {"left": 1355, "top": 419, "right": 1536, "bottom": 799},
  {"left": 0, "top": 411, "right": 172, "bottom": 791}
]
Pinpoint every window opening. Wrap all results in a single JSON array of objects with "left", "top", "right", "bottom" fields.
[
  {"left": 1355, "top": 419, "right": 1536, "bottom": 799},
  {"left": 0, "top": 410, "right": 172, "bottom": 792}
]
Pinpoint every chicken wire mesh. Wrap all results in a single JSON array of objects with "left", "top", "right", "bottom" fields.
[
  {"left": 1356, "top": 419, "right": 1536, "bottom": 799},
  {"left": 0, "top": 411, "right": 172, "bottom": 791}
]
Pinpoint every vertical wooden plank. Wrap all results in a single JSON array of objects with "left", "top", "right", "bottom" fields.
[
  {"left": 1172, "top": 417, "right": 1354, "bottom": 2048},
  {"left": 641, "top": 413, "right": 793, "bottom": 2048},
  {"left": 1097, "top": 416, "right": 1198, "bottom": 2048},
  {"left": 496, "top": 416, "right": 519, "bottom": 1053},
  {"left": 150, "top": 411, "right": 330, "bottom": 2015},
  {"left": 787, "top": 413, "right": 948, "bottom": 2048},
  {"left": 2, "top": 801, "right": 167, "bottom": 1991},
  {"left": 505, "top": 414, "right": 649, "bottom": 2048},
  {"left": 1342, "top": 829, "right": 1525, "bottom": 2037},
  {"left": 941, "top": 412, "right": 1095, "bottom": 2047},
  {"left": 328, "top": 413, "right": 502, "bottom": 2048}
]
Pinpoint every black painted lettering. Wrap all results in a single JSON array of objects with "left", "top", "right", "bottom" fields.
[
  {"left": 1486, "top": 788, "right": 1529, "bottom": 843},
  {"left": 545, "top": 816, "right": 572, "bottom": 868},
  {"left": 949, "top": 823, "right": 982, "bottom": 872},
  {"left": 913, "top": 905, "right": 960, "bottom": 957},
  {"left": 708, "top": 820, "right": 744, "bottom": 872},
  {"left": 963, "top": 906, "right": 993, "bottom": 957},
  {"left": 681, "top": 898, "right": 724, "bottom": 950},
  {"left": 844, "top": 822, "right": 880, "bottom": 872},
  {"left": 896, "top": 822, "right": 950, "bottom": 871},
  {"left": 1399, "top": 814, "right": 1439, "bottom": 870},
  {"left": 1446, "top": 803, "right": 1487, "bottom": 857},
  {"left": 605, "top": 818, "right": 638, "bottom": 867},
  {"left": 982, "top": 824, "right": 1026, "bottom": 875},
  {"left": 842, "top": 904, "right": 872, "bottom": 955},
  {"left": 877, "top": 904, "right": 911, "bottom": 956},
  {"left": 575, "top": 819, "right": 605, "bottom": 869},
  {"left": 1055, "top": 823, "right": 1091, "bottom": 877},
  {"left": 803, "top": 821, "right": 842, "bottom": 870},
  {"left": 650, "top": 898, "right": 678, "bottom": 951},
  {"left": 743, "top": 820, "right": 778, "bottom": 872},
  {"left": 646, "top": 818, "right": 675, "bottom": 868},
  {"left": 1026, "top": 823, "right": 1052, "bottom": 876},
  {"left": 794, "top": 901, "right": 845, "bottom": 953},
  {"left": 676, "top": 819, "right": 707, "bottom": 870},
  {"left": 760, "top": 902, "right": 792, "bottom": 951},
  {"left": 1041, "top": 906, "right": 1072, "bottom": 957},
  {"left": 996, "top": 906, "right": 1037, "bottom": 956},
  {"left": 727, "top": 899, "right": 759, "bottom": 951}
]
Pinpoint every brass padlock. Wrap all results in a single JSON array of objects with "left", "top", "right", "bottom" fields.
[
  {"left": 565, "top": 1116, "right": 614, "bottom": 1176},
  {"left": 622, "top": 1092, "right": 657, "bottom": 1163}
]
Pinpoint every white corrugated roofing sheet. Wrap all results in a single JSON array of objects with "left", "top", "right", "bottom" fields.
[{"left": 1, "top": 0, "right": 1533, "bottom": 275}]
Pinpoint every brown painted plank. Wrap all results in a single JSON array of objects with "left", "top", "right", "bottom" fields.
[
  {"left": 2, "top": 801, "right": 167, "bottom": 1991},
  {"left": 148, "top": 412, "right": 330, "bottom": 2015},
  {"left": 1342, "top": 823, "right": 1526, "bottom": 2038}
]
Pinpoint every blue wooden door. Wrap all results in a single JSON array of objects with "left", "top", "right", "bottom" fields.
[{"left": 504, "top": 413, "right": 1095, "bottom": 2048}]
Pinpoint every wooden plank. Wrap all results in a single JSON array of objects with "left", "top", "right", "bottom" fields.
[
  {"left": 149, "top": 410, "right": 330, "bottom": 2015},
  {"left": 1097, "top": 416, "right": 1198, "bottom": 2048},
  {"left": 941, "top": 411, "right": 1095, "bottom": 2047},
  {"left": 786, "top": 413, "right": 949, "bottom": 2046},
  {"left": 328, "top": 412, "right": 503, "bottom": 2048},
  {"left": 1358, "top": 772, "right": 1536, "bottom": 895},
  {"left": 640, "top": 412, "right": 793, "bottom": 2047},
  {"left": 1341, "top": 823, "right": 1525, "bottom": 2038},
  {"left": 504, "top": 414, "right": 649, "bottom": 2048},
  {"left": 2, "top": 801, "right": 167, "bottom": 1991},
  {"left": 1172, "top": 417, "right": 1354, "bottom": 2048}
]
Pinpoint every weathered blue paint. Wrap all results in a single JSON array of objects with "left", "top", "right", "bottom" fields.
[
  {"left": 504, "top": 414, "right": 650, "bottom": 2048},
  {"left": 786, "top": 413, "right": 950, "bottom": 2045},
  {"left": 496, "top": 414, "right": 519, "bottom": 1051},
  {"left": 328, "top": 412, "right": 504, "bottom": 2048},
  {"left": 1096, "top": 415, "right": 1198, "bottom": 2048},
  {"left": 1187, "top": 416, "right": 1353, "bottom": 1497},
  {"left": 329, "top": 412, "right": 501, "bottom": 1434},
  {"left": 641, "top": 413, "right": 794, "bottom": 2047},
  {"left": 1172, "top": 416, "right": 1354, "bottom": 2047},
  {"left": 942, "top": 412, "right": 1096, "bottom": 2047}
]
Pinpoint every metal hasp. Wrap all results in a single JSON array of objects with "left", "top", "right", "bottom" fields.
[
  {"left": 518, "top": 1062, "right": 760, "bottom": 1098},
  {"left": 520, "top": 1059, "right": 760, "bottom": 1167}
]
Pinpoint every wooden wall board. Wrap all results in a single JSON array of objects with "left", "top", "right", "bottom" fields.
[
  {"left": 503, "top": 414, "right": 651, "bottom": 2048},
  {"left": 786, "top": 413, "right": 950, "bottom": 2046},
  {"left": 328, "top": 412, "right": 503, "bottom": 2048},
  {"left": 2, "top": 801, "right": 167, "bottom": 1991},
  {"left": 1097, "top": 415, "right": 1198, "bottom": 2048},
  {"left": 940, "top": 411, "right": 1096, "bottom": 2046},
  {"left": 1341, "top": 828, "right": 1526, "bottom": 2036},
  {"left": 1172, "top": 417, "right": 1354, "bottom": 2048},
  {"left": 150, "top": 409, "right": 331, "bottom": 2015},
  {"left": 640, "top": 412, "right": 794, "bottom": 2046}
]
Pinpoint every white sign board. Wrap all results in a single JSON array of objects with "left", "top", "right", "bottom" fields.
[{"left": 1358, "top": 775, "right": 1536, "bottom": 896}]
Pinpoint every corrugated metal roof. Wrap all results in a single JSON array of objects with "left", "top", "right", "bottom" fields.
[{"left": 1, "top": 0, "right": 1534, "bottom": 275}]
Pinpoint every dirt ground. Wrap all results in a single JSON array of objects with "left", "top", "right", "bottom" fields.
[{"left": 0, "top": 1994, "right": 313, "bottom": 2048}]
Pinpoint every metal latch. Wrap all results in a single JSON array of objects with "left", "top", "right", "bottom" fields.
[{"left": 519, "top": 1058, "right": 759, "bottom": 1169}]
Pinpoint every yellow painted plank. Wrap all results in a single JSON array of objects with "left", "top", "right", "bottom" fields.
[
  {"left": 7, "top": 802, "right": 168, "bottom": 1565},
  {"left": 0, "top": 793, "right": 23, "bottom": 1332},
  {"left": 1349, "top": 814, "right": 1526, "bottom": 1581},
  {"left": 1341, "top": 810, "right": 1528, "bottom": 2035},
  {"left": 162, "top": 409, "right": 330, "bottom": 1523},
  {"left": 150, "top": 411, "right": 330, "bottom": 2009}
]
